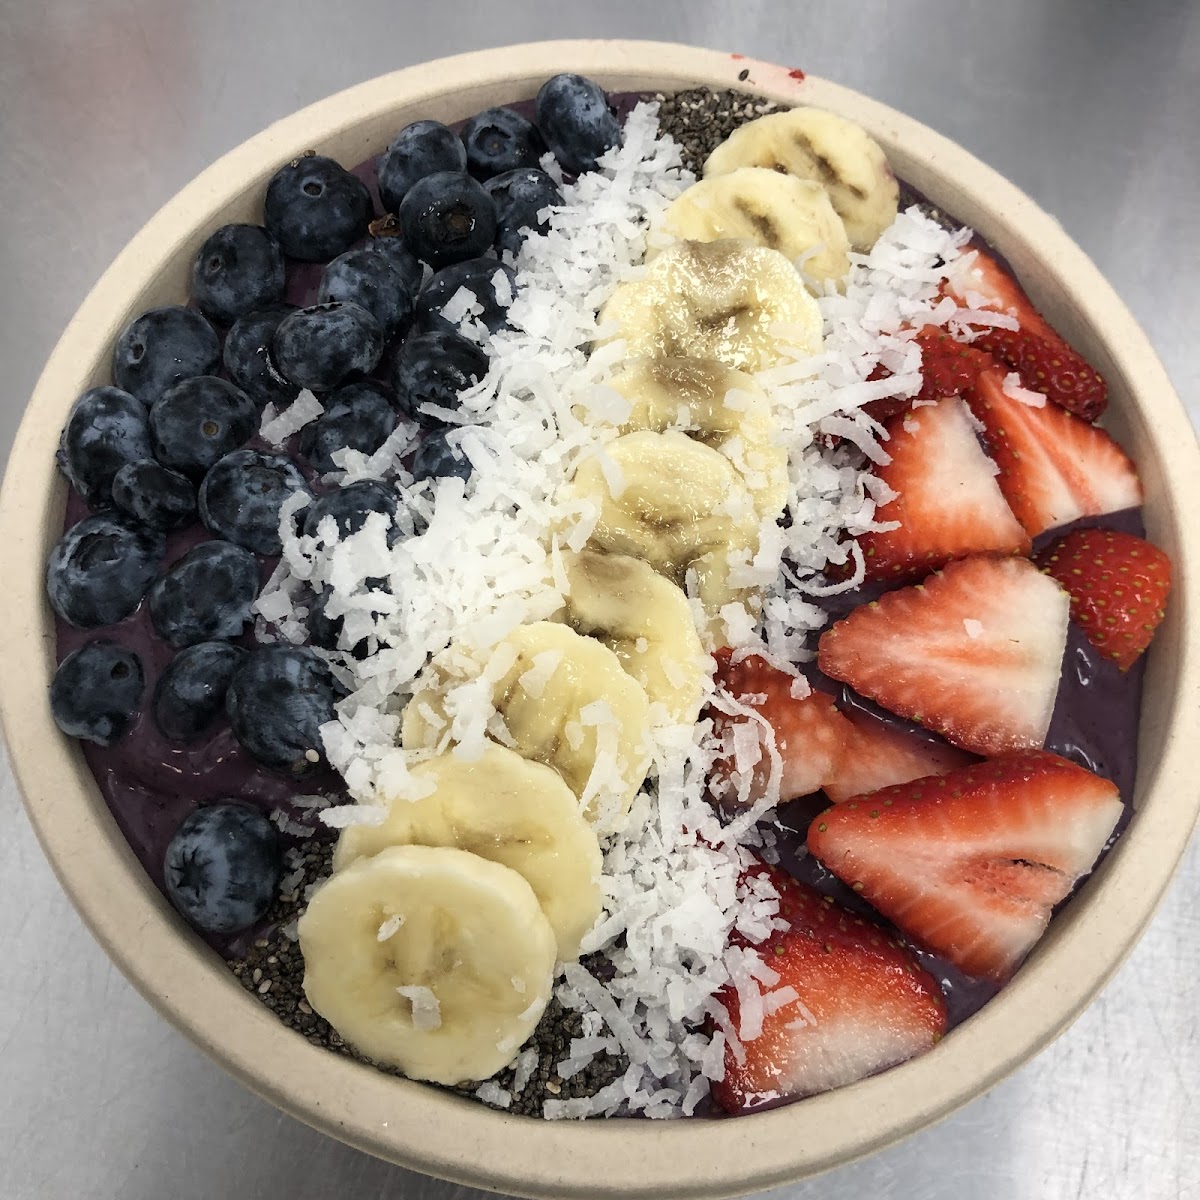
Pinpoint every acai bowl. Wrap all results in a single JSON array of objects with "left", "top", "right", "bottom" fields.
[{"left": 1, "top": 38, "right": 1198, "bottom": 1200}]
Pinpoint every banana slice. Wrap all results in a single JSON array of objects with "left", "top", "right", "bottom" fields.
[
  {"left": 332, "top": 746, "right": 602, "bottom": 962},
  {"left": 403, "top": 622, "right": 652, "bottom": 834},
  {"left": 703, "top": 108, "right": 899, "bottom": 252},
  {"left": 562, "top": 548, "right": 709, "bottom": 727},
  {"left": 568, "top": 429, "right": 761, "bottom": 638},
  {"left": 596, "top": 239, "right": 822, "bottom": 373},
  {"left": 298, "top": 844, "right": 556, "bottom": 1085},
  {"left": 655, "top": 169, "right": 851, "bottom": 289},
  {"left": 608, "top": 356, "right": 788, "bottom": 523}
]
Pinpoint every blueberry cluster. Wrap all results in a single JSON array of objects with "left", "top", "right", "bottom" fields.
[{"left": 45, "top": 73, "right": 620, "bottom": 937}]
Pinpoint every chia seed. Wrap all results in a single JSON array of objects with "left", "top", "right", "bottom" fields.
[{"left": 651, "top": 86, "right": 782, "bottom": 174}]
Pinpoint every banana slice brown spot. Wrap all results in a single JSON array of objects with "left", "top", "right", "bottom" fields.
[
  {"left": 562, "top": 547, "right": 708, "bottom": 727},
  {"left": 704, "top": 107, "right": 899, "bottom": 253},
  {"left": 655, "top": 168, "right": 851, "bottom": 289},
  {"left": 596, "top": 239, "right": 823, "bottom": 373},
  {"left": 606, "top": 356, "right": 788, "bottom": 524},
  {"left": 568, "top": 429, "right": 762, "bottom": 642}
]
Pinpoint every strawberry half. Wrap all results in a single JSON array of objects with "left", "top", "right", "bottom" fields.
[
  {"left": 817, "top": 554, "right": 1070, "bottom": 756},
  {"left": 807, "top": 751, "right": 1124, "bottom": 982},
  {"left": 712, "top": 864, "right": 946, "bottom": 1113},
  {"left": 858, "top": 396, "right": 1030, "bottom": 583},
  {"left": 710, "top": 651, "right": 855, "bottom": 803},
  {"left": 1036, "top": 526, "right": 1172, "bottom": 671},
  {"left": 861, "top": 327, "right": 990, "bottom": 427},
  {"left": 946, "top": 245, "right": 1108, "bottom": 421},
  {"left": 965, "top": 365, "right": 1142, "bottom": 539},
  {"left": 971, "top": 327, "right": 1107, "bottom": 423},
  {"left": 945, "top": 244, "right": 1059, "bottom": 344},
  {"left": 711, "top": 652, "right": 973, "bottom": 805},
  {"left": 824, "top": 708, "right": 976, "bottom": 805}
]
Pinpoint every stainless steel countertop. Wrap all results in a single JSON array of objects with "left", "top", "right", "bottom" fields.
[{"left": 1, "top": 3, "right": 1197, "bottom": 1198}]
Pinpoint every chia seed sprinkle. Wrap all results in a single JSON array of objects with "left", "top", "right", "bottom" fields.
[{"left": 651, "top": 86, "right": 781, "bottom": 174}]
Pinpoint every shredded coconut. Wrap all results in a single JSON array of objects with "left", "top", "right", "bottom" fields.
[
  {"left": 260, "top": 389, "right": 322, "bottom": 445},
  {"left": 1002, "top": 370, "right": 1048, "bottom": 407},
  {"left": 377, "top": 914, "right": 405, "bottom": 941},
  {"left": 396, "top": 985, "right": 441, "bottom": 1031}
]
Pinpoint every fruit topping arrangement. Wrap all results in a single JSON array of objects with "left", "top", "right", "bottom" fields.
[{"left": 45, "top": 73, "right": 1172, "bottom": 1122}]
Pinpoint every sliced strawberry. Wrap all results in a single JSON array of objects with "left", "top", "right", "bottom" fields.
[
  {"left": 911, "top": 326, "right": 992, "bottom": 401},
  {"left": 1036, "top": 526, "right": 1172, "bottom": 671},
  {"left": 713, "top": 864, "right": 947, "bottom": 1113},
  {"left": 824, "top": 709, "right": 976, "bottom": 805},
  {"left": 944, "top": 244, "right": 1059, "bottom": 343},
  {"left": 965, "top": 365, "right": 1142, "bottom": 539},
  {"left": 817, "top": 554, "right": 1070, "bottom": 756},
  {"left": 710, "top": 651, "right": 856, "bottom": 803},
  {"left": 971, "top": 326, "right": 1107, "bottom": 422},
  {"left": 946, "top": 245, "right": 1109, "bottom": 421},
  {"left": 858, "top": 396, "right": 1030, "bottom": 583},
  {"left": 807, "top": 751, "right": 1123, "bottom": 982},
  {"left": 860, "top": 392, "right": 913, "bottom": 427},
  {"left": 861, "top": 328, "right": 990, "bottom": 427},
  {"left": 710, "top": 651, "right": 976, "bottom": 805}
]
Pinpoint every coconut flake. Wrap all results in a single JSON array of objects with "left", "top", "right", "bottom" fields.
[
  {"left": 377, "top": 914, "right": 405, "bottom": 942},
  {"left": 260, "top": 389, "right": 322, "bottom": 445},
  {"left": 1002, "top": 371, "right": 1048, "bottom": 407},
  {"left": 396, "top": 985, "right": 441, "bottom": 1031},
  {"left": 475, "top": 1081, "right": 513, "bottom": 1108}
]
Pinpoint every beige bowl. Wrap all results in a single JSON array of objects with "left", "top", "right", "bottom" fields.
[{"left": 1, "top": 38, "right": 1198, "bottom": 1200}]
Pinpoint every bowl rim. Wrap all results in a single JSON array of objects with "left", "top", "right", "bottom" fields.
[{"left": 2, "top": 38, "right": 1199, "bottom": 1200}]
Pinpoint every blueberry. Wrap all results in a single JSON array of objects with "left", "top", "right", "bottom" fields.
[
  {"left": 190, "top": 224, "right": 286, "bottom": 325},
  {"left": 303, "top": 479, "right": 398, "bottom": 540},
  {"left": 149, "top": 376, "right": 258, "bottom": 478},
  {"left": 461, "top": 107, "right": 546, "bottom": 181},
  {"left": 199, "top": 449, "right": 311, "bottom": 556},
  {"left": 364, "top": 234, "right": 425, "bottom": 297},
  {"left": 153, "top": 641, "right": 246, "bottom": 742},
  {"left": 414, "top": 257, "right": 516, "bottom": 336},
  {"left": 399, "top": 172, "right": 497, "bottom": 270},
  {"left": 393, "top": 330, "right": 489, "bottom": 428},
  {"left": 225, "top": 645, "right": 336, "bottom": 774},
  {"left": 57, "top": 387, "right": 153, "bottom": 507},
  {"left": 263, "top": 153, "right": 373, "bottom": 262},
  {"left": 148, "top": 541, "right": 261, "bottom": 648},
  {"left": 112, "top": 460, "right": 197, "bottom": 530},
  {"left": 272, "top": 301, "right": 384, "bottom": 392},
  {"left": 298, "top": 380, "right": 399, "bottom": 474},
  {"left": 377, "top": 120, "right": 467, "bottom": 214},
  {"left": 535, "top": 73, "right": 621, "bottom": 176},
  {"left": 112, "top": 306, "right": 220, "bottom": 406},
  {"left": 50, "top": 640, "right": 144, "bottom": 746},
  {"left": 46, "top": 513, "right": 165, "bottom": 628},
  {"left": 223, "top": 303, "right": 299, "bottom": 408},
  {"left": 317, "top": 248, "right": 413, "bottom": 337},
  {"left": 307, "top": 583, "right": 388, "bottom": 660},
  {"left": 485, "top": 167, "right": 563, "bottom": 257},
  {"left": 411, "top": 428, "right": 472, "bottom": 483},
  {"left": 163, "top": 803, "right": 281, "bottom": 934}
]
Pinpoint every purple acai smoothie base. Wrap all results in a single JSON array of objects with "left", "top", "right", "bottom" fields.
[{"left": 53, "top": 91, "right": 1148, "bottom": 1032}]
